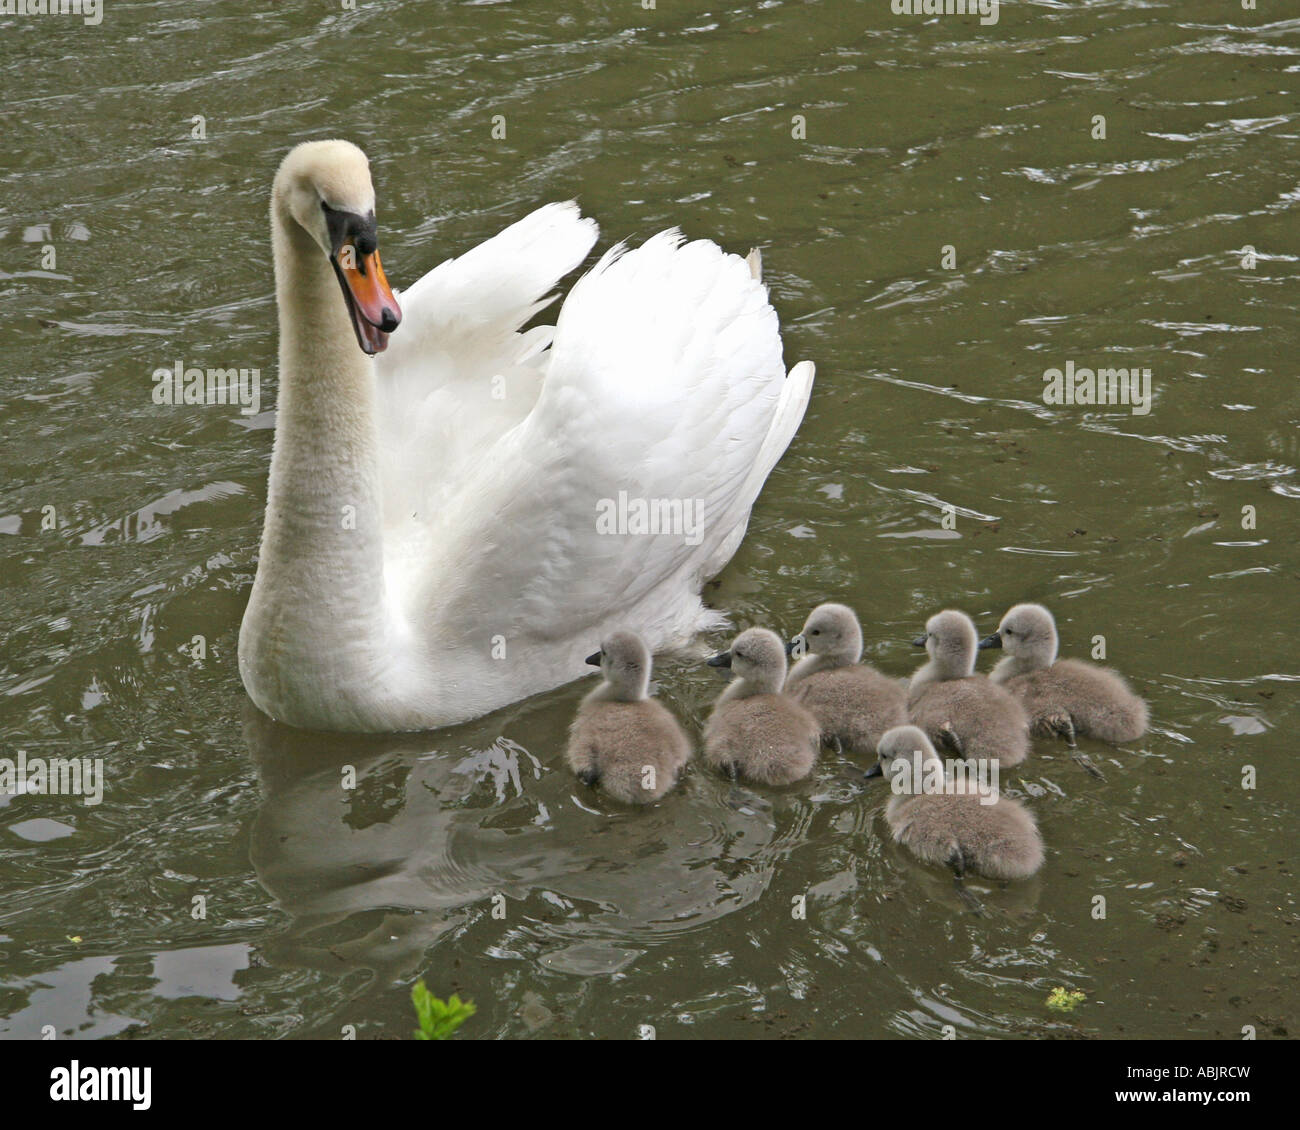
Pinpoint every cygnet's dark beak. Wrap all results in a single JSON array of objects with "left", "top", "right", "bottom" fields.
[
  {"left": 863, "top": 763, "right": 884, "bottom": 779},
  {"left": 585, "top": 650, "right": 602, "bottom": 667},
  {"left": 912, "top": 635, "right": 927, "bottom": 648},
  {"left": 785, "top": 634, "right": 803, "bottom": 658},
  {"left": 706, "top": 651, "right": 732, "bottom": 669},
  {"left": 978, "top": 633, "right": 1003, "bottom": 650}
]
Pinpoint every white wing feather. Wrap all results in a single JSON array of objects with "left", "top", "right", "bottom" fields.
[
  {"left": 386, "top": 222, "right": 813, "bottom": 654},
  {"left": 374, "top": 203, "right": 599, "bottom": 532}
]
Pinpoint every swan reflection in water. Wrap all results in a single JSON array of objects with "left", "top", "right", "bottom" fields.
[
  {"left": 242, "top": 694, "right": 781, "bottom": 987},
  {"left": 243, "top": 692, "right": 1046, "bottom": 1039}
]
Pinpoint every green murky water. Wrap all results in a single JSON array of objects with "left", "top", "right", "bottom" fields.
[{"left": 1, "top": 0, "right": 1296, "bottom": 1040}]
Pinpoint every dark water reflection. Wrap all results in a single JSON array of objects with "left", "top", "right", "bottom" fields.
[{"left": 244, "top": 700, "right": 781, "bottom": 983}]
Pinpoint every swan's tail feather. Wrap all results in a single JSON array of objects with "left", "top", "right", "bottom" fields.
[{"left": 757, "top": 360, "right": 816, "bottom": 486}]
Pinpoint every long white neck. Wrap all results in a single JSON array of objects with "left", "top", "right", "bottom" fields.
[
  {"left": 241, "top": 204, "right": 393, "bottom": 715},
  {"left": 263, "top": 207, "right": 386, "bottom": 615}
]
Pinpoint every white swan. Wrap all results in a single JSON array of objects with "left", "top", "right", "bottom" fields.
[{"left": 238, "top": 140, "right": 815, "bottom": 732}]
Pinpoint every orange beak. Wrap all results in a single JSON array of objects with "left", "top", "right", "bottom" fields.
[{"left": 332, "top": 240, "right": 402, "bottom": 355}]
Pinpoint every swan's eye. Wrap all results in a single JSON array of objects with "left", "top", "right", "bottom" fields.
[{"left": 811, "top": 629, "right": 820, "bottom": 636}]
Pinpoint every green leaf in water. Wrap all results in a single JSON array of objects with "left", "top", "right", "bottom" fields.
[
  {"left": 1046, "top": 987, "right": 1086, "bottom": 1012},
  {"left": 411, "top": 979, "right": 476, "bottom": 1040}
]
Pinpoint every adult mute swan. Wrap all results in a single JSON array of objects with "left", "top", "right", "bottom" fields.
[{"left": 238, "top": 140, "right": 815, "bottom": 732}]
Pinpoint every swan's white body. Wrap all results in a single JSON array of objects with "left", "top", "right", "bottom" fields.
[{"left": 239, "top": 141, "right": 814, "bottom": 732}]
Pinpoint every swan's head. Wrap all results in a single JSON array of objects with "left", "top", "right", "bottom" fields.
[
  {"left": 790, "top": 602, "right": 863, "bottom": 665},
  {"left": 980, "top": 602, "right": 1058, "bottom": 670},
  {"left": 273, "top": 139, "right": 402, "bottom": 356},
  {"left": 585, "top": 631, "right": 652, "bottom": 700},
  {"left": 865, "top": 724, "right": 941, "bottom": 787},
  {"left": 707, "top": 627, "right": 787, "bottom": 693},
  {"left": 913, "top": 609, "right": 978, "bottom": 679}
]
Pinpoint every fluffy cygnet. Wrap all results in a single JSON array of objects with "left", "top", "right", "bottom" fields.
[
  {"left": 981, "top": 602, "right": 1148, "bottom": 746},
  {"left": 867, "top": 725, "right": 1045, "bottom": 887},
  {"left": 907, "top": 609, "right": 1030, "bottom": 768},
  {"left": 566, "top": 631, "right": 691, "bottom": 804},
  {"left": 703, "top": 627, "right": 820, "bottom": 786},
  {"left": 785, "top": 602, "right": 907, "bottom": 756}
]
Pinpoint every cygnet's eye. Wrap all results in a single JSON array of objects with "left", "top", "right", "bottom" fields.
[
  {"left": 811, "top": 629, "right": 820, "bottom": 636},
  {"left": 1004, "top": 628, "right": 1015, "bottom": 637}
]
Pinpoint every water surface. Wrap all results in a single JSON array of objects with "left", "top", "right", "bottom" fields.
[{"left": 1, "top": 0, "right": 1297, "bottom": 1039}]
